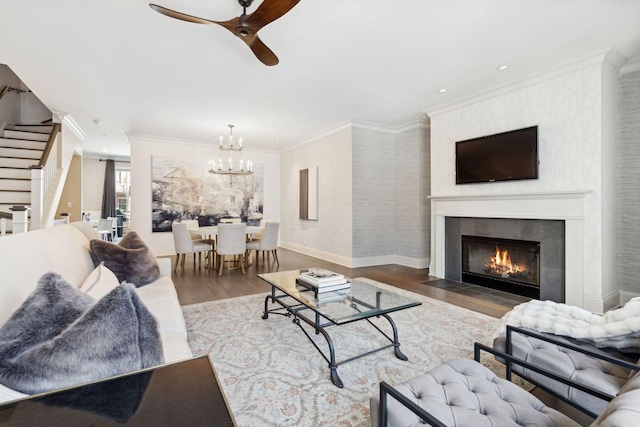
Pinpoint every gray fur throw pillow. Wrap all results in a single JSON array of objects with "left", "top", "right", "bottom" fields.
[
  {"left": 0, "top": 273, "right": 164, "bottom": 395},
  {"left": 90, "top": 231, "right": 160, "bottom": 287}
]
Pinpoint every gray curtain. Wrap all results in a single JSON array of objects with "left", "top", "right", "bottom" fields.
[{"left": 101, "top": 160, "right": 117, "bottom": 219}]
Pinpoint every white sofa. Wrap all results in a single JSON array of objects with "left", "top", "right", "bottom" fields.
[{"left": 0, "top": 222, "right": 192, "bottom": 403}]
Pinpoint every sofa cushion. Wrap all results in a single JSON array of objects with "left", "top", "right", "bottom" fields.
[
  {"left": 90, "top": 231, "right": 160, "bottom": 287},
  {"left": 135, "top": 275, "right": 188, "bottom": 337},
  {"left": 0, "top": 275, "right": 164, "bottom": 395},
  {"left": 0, "top": 224, "right": 96, "bottom": 327},
  {"left": 80, "top": 263, "right": 121, "bottom": 300},
  {"left": 0, "top": 272, "right": 95, "bottom": 360}
]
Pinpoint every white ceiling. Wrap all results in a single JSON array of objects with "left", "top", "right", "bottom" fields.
[{"left": 1, "top": 0, "right": 639, "bottom": 158}]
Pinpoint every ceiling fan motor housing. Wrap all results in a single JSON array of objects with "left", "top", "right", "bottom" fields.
[{"left": 238, "top": 0, "right": 254, "bottom": 7}]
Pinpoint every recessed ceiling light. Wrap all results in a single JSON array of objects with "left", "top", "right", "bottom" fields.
[
  {"left": 275, "top": 138, "right": 280, "bottom": 142},
  {"left": 102, "top": 149, "right": 109, "bottom": 153},
  {"left": 497, "top": 65, "right": 509, "bottom": 71},
  {"left": 438, "top": 88, "right": 447, "bottom": 93},
  {"left": 293, "top": 129, "right": 299, "bottom": 133}
]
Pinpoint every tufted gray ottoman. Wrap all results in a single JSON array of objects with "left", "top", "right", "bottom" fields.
[{"left": 371, "top": 358, "right": 580, "bottom": 427}]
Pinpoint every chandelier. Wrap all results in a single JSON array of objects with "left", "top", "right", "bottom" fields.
[{"left": 208, "top": 124, "right": 253, "bottom": 175}]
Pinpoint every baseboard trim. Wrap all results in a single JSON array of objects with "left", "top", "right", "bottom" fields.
[
  {"left": 280, "top": 242, "right": 430, "bottom": 269},
  {"left": 280, "top": 242, "right": 353, "bottom": 267},
  {"left": 619, "top": 289, "right": 640, "bottom": 306}
]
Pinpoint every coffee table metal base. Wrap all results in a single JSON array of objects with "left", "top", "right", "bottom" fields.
[{"left": 261, "top": 288, "right": 408, "bottom": 388}]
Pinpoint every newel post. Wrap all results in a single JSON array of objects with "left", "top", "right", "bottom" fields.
[
  {"left": 30, "top": 166, "right": 44, "bottom": 230},
  {"left": 9, "top": 206, "right": 30, "bottom": 234}
]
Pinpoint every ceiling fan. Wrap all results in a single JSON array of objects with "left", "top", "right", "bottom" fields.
[{"left": 149, "top": 0, "right": 301, "bottom": 66}]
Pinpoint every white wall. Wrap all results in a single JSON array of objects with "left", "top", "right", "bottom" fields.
[
  {"left": 428, "top": 50, "right": 625, "bottom": 311},
  {"left": 82, "top": 158, "right": 106, "bottom": 214},
  {"left": 129, "top": 135, "right": 280, "bottom": 257}
]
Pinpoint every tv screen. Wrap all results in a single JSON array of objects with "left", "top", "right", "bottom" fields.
[{"left": 455, "top": 126, "right": 538, "bottom": 184}]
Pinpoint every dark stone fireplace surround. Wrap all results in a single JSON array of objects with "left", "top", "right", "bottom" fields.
[{"left": 445, "top": 217, "right": 565, "bottom": 302}]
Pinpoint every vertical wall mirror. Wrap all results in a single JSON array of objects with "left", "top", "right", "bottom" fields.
[{"left": 300, "top": 167, "right": 318, "bottom": 220}]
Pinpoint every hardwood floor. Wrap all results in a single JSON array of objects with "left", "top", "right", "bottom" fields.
[
  {"left": 168, "top": 247, "right": 515, "bottom": 318},
  {"left": 169, "top": 247, "right": 592, "bottom": 424}
]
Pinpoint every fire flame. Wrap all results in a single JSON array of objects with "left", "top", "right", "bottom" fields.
[{"left": 486, "top": 246, "right": 525, "bottom": 276}]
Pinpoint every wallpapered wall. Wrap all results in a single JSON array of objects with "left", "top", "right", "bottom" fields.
[
  {"left": 429, "top": 54, "right": 619, "bottom": 305},
  {"left": 279, "top": 126, "right": 354, "bottom": 265},
  {"left": 616, "top": 69, "right": 640, "bottom": 297},
  {"left": 280, "top": 121, "right": 430, "bottom": 268}
]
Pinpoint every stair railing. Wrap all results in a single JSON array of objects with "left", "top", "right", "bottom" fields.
[{"left": 30, "top": 123, "right": 61, "bottom": 230}]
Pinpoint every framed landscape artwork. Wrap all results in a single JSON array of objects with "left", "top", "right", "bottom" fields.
[{"left": 151, "top": 155, "right": 264, "bottom": 232}]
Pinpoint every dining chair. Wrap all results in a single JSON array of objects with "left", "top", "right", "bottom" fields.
[
  {"left": 97, "top": 218, "right": 114, "bottom": 241},
  {"left": 171, "top": 222, "right": 213, "bottom": 271},
  {"left": 248, "top": 218, "right": 272, "bottom": 242},
  {"left": 107, "top": 216, "right": 118, "bottom": 240},
  {"left": 216, "top": 223, "right": 247, "bottom": 276},
  {"left": 246, "top": 221, "right": 280, "bottom": 266}
]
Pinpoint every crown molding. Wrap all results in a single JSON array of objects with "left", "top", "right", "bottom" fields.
[
  {"left": 126, "top": 133, "right": 279, "bottom": 154},
  {"left": 621, "top": 58, "right": 640, "bottom": 75},
  {"left": 425, "top": 49, "right": 617, "bottom": 118},
  {"left": 282, "top": 118, "right": 430, "bottom": 153},
  {"left": 51, "top": 111, "right": 87, "bottom": 141}
]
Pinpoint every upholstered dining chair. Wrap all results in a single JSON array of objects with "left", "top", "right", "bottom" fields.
[
  {"left": 97, "top": 218, "right": 114, "bottom": 241},
  {"left": 246, "top": 221, "right": 280, "bottom": 266},
  {"left": 216, "top": 223, "right": 247, "bottom": 276},
  {"left": 171, "top": 222, "right": 212, "bottom": 271}
]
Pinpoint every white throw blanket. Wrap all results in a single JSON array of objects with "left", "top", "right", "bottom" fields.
[{"left": 493, "top": 297, "right": 640, "bottom": 351}]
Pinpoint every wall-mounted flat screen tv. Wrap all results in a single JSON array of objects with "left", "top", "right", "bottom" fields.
[{"left": 455, "top": 126, "right": 538, "bottom": 184}]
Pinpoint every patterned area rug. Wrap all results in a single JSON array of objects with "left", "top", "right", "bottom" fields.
[{"left": 182, "top": 278, "right": 516, "bottom": 427}]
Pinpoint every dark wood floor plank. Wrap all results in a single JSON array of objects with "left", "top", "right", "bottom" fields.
[{"left": 168, "top": 248, "right": 513, "bottom": 318}]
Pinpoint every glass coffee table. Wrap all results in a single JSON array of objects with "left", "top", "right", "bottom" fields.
[{"left": 258, "top": 269, "right": 422, "bottom": 388}]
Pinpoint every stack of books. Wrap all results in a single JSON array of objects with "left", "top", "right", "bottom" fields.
[{"left": 296, "top": 268, "right": 351, "bottom": 303}]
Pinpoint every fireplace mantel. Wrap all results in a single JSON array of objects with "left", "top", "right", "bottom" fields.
[{"left": 429, "top": 190, "right": 591, "bottom": 308}]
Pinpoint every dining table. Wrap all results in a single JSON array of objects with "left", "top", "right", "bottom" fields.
[{"left": 188, "top": 225, "right": 263, "bottom": 270}]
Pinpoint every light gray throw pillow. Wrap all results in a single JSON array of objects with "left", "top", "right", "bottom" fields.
[
  {"left": 0, "top": 273, "right": 164, "bottom": 395},
  {"left": 90, "top": 231, "right": 160, "bottom": 287}
]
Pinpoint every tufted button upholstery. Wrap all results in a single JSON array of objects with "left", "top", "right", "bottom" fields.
[
  {"left": 591, "top": 370, "right": 640, "bottom": 426},
  {"left": 370, "top": 359, "right": 580, "bottom": 427},
  {"left": 494, "top": 329, "right": 637, "bottom": 415}
]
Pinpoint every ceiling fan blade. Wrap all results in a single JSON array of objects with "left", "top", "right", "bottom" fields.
[
  {"left": 149, "top": 4, "right": 214, "bottom": 25},
  {"left": 243, "top": 0, "right": 301, "bottom": 28},
  {"left": 242, "top": 35, "right": 279, "bottom": 66}
]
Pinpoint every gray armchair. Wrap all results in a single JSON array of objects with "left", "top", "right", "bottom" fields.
[
  {"left": 373, "top": 341, "right": 640, "bottom": 427},
  {"left": 493, "top": 326, "right": 639, "bottom": 417}
]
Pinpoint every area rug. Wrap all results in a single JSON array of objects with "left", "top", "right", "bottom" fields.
[{"left": 182, "top": 278, "right": 519, "bottom": 427}]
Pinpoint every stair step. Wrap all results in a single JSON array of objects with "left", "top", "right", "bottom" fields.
[
  {"left": 0, "top": 179, "right": 30, "bottom": 191},
  {"left": 0, "top": 147, "right": 42, "bottom": 159},
  {"left": 0, "top": 138, "right": 48, "bottom": 150},
  {"left": 10, "top": 124, "right": 53, "bottom": 133},
  {"left": 0, "top": 158, "right": 36, "bottom": 168},
  {"left": 0, "top": 168, "right": 30, "bottom": 179},
  {"left": 3, "top": 130, "right": 49, "bottom": 142},
  {"left": 0, "top": 193, "right": 30, "bottom": 204}
]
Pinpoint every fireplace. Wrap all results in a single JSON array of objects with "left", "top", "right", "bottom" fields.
[
  {"left": 461, "top": 235, "right": 540, "bottom": 298},
  {"left": 443, "top": 217, "right": 565, "bottom": 303}
]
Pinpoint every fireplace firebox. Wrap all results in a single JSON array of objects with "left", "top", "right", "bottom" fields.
[{"left": 461, "top": 235, "right": 540, "bottom": 298}]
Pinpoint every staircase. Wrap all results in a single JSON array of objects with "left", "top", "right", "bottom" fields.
[{"left": 0, "top": 124, "right": 53, "bottom": 229}]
